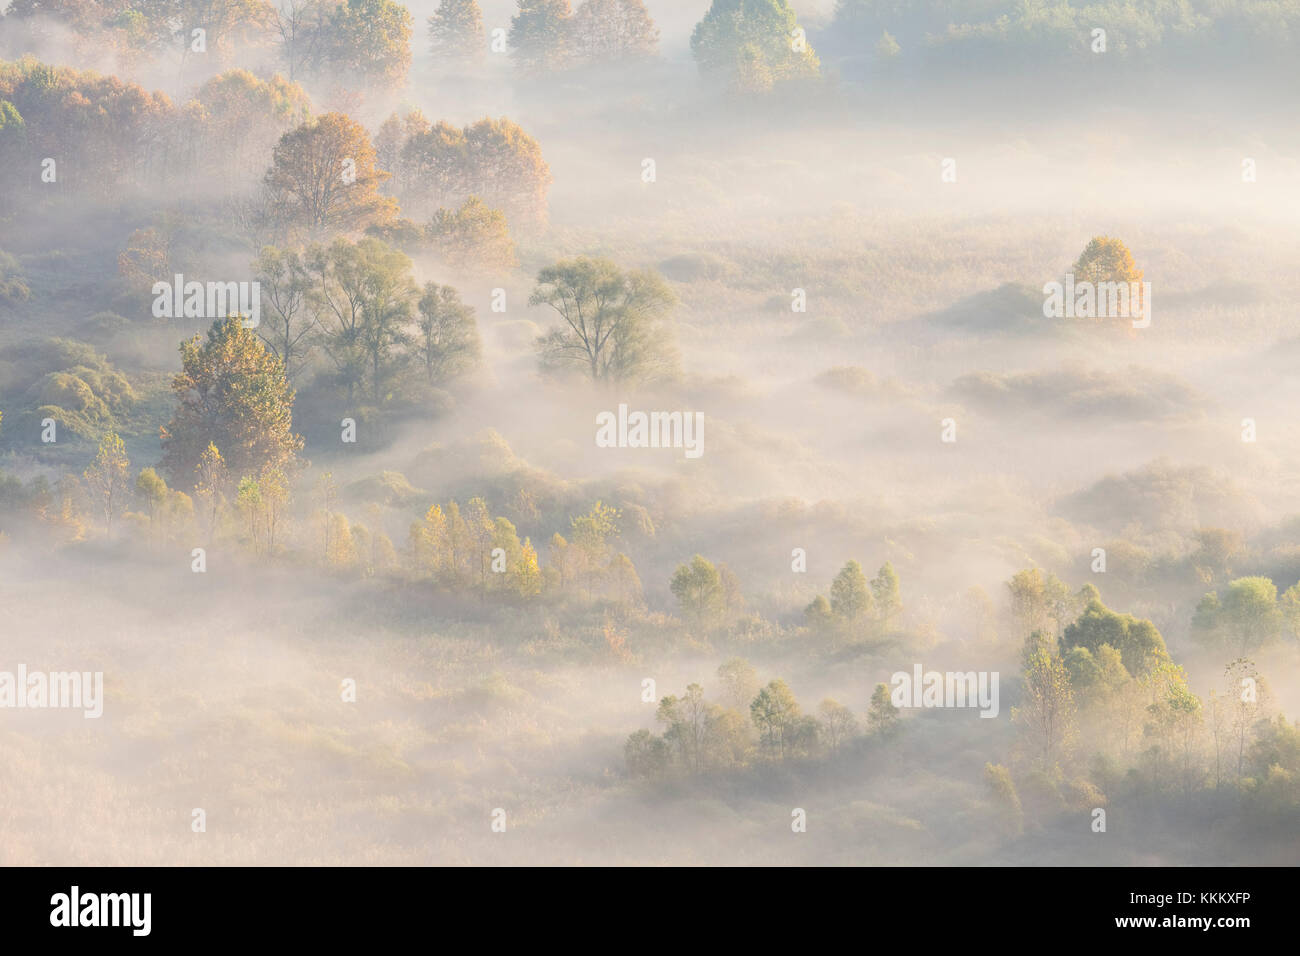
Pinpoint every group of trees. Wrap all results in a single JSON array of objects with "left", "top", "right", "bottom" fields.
[
  {"left": 803, "top": 559, "right": 902, "bottom": 642},
  {"left": 373, "top": 110, "right": 551, "bottom": 231},
  {"left": 504, "top": 0, "right": 659, "bottom": 72},
  {"left": 998, "top": 571, "right": 1298, "bottom": 827},
  {"left": 254, "top": 237, "right": 483, "bottom": 403},
  {"left": 1193, "top": 576, "right": 1300, "bottom": 654},
  {"left": 828, "top": 0, "right": 1300, "bottom": 69},
  {"left": 691, "top": 0, "right": 820, "bottom": 92},
  {"left": 2, "top": 0, "right": 414, "bottom": 88},
  {"left": 626, "top": 659, "right": 901, "bottom": 777}
]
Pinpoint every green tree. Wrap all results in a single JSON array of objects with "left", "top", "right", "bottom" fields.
[
  {"left": 305, "top": 237, "right": 417, "bottom": 403},
  {"left": 416, "top": 282, "right": 481, "bottom": 384},
  {"left": 624, "top": 728, "right": 669, "bottom": 777},
  {"left": 428, "top": 0, "right": 485, "bottom": 63},
  {"left": 690, "top": 0, "right": 820, "bottom": 91},
  {"left": 829, "top": 559, "right": 872, "bottom": 624},
  {"left": 510, "top": 0, "right": 573, "bottom": 72},
  {"left": 670, "top": 554, "right": 724, "bottom": 622},
  {"left": 160, "top": 317, "right": 303, "bottom": 489},
  {"left": 750, "top": 678, "right": 799, "bottom": 758},
  {"left": 83, "top": 430, "right": 131, "bottom": 533},
  {"left": 532, "top": 256, "right": 677, "bottom": 384},
  {"left": 135, "top": 466, "right": 168, "bottom": 532},
  {"left": 867, "top": 682, "right": 899, "bottom": 734},
  {"left": 319, "top": 0, "right": 413, "bottom": 89},
  {"left": 871, "top": 560, "right": 901, "bottom": 623},
  {"left": 253, "top": 245, "right": 316, "bottom": 382},
  {"left": 1013, "top": 639, "right": 1076, "bottom": 769}
]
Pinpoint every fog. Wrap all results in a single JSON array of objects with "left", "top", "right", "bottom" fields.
[{"left": 1, "top": 1, "right": 1299, "bottom": 865}]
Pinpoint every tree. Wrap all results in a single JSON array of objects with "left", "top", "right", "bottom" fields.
[
  {"left": 1062, "top": 594, "right": 1168, "bottom": 677},
  {"left": 867, "top": 682, "right": 898, "bottom": 734},
  {"left": 253, "top": 245, "right": 316, "bottom": 382},
  {"left": 1006, "top": 567, "right": 1072, "bottom": 640},
  {"left": 135, "top": 466, "right": 168, "bottom": 532},
  {"left": 690, "top": 0, "right": 820, "bottom": 92},
  {"left": 193, "top": 441, "right": 230, "bottom": 539},
  {"left": 264, "top": 112, "right": 397, "bottom": 238},
  {"left": 160, "top": 317, "right": 303, "bottom": 489},
  {"left": 871, "top": 561, "right": 901, "bottom": 623},
  {"left": 624, "top": 728, "right": 669, "bottom": 777},
  {"left": 532, "top": 257, "right": 677, "bottom": 384},
  {"left": 510, "top": 0, "right": 572, "bottom": 72},
  {"left": 829, "top": 559, "right": 872, "bottom": 624},
  {"left": 426, "top": 196, "right": 517, "bottom": 269},
  {"left": 428, "top": 0, "right": 485, "bottom": 63},
  {"left": 1013, "top": 639, "right": 1076, "bottom": 769},
  {"left": 670, "top": 554, "right": 724, "bottom": 622},
  {"left": 1072, "top": 235, "right": 1143, "bottom": 287},
  {"left": 188, "top": 69, "right": 311, "bottom": 187},
  {"left": 391, "top": 116, "right": 552, "bottom": 229},
  {"left": 818, "top": 698, "right": 858, "bottom": 754},
  {"left": 750, "top": 679, "right": 800, "bottom": 758},
  {"left": 317, "top": 0, "right": 413, "bottom": 89},
  {"left": 1220, "top": 577, "right": 1282, "bottom": 653},
  {"left": 415, "top": 282, "right": 481, "bottom": 385},
  {"left": 570, "top": 0, "right": 658, "bottom": 63},
  {"left": 273, "top": 0, "right": 331, "bottom": 82},
  {"left": 804, "top": 594, "right": 833, "bottom": 634},
  {"left": 716, "top": 657, "right": 758, "bottom": 713},
  {"left": 305, "top": 237, "right": 417, "bottom": 403},
  {"left": 83, "top": 430, "right": 131, "bottom": 533}
]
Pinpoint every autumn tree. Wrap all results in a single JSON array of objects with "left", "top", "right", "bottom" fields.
[
  {"left": 264, "top": 112, "right": 397, "bottom": 238},
  {"left": 428, "top": 0, "right": 485, "bottom": 63},
  {"left": 532, "top": 257, "right": 677, "bottom": 384},
  {"left": 690, "top": 0, "right": 819, "bottom": 92},
  {"left": 188, "top": 69, "right": 311, "bottom": 187},
  {"left": 160, "top": 317, "right": 303, "bottom": 488},
  {"left": 412, "top": 282, "right": 480, "bottom": 385},
  {"left": 83, "top": 430, "right": 131, "bottom": 533},
  {"left": 1072, "top": 235, "right": 1143, "bottom": 286},
  {"left": 389, "top": 115, "right": 551, "bottom": 229}
]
